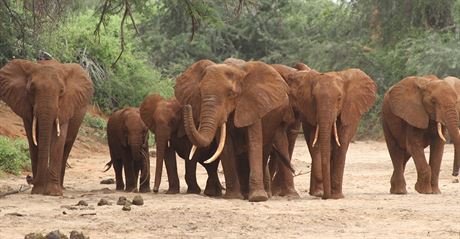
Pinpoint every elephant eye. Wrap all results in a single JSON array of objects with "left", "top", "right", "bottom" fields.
[{"left": 431, "top": 99, "right": 436, "bottom": 105}]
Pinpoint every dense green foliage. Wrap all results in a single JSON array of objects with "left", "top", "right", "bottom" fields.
[
  {"left": 1, "top": 0, "right": 460, "bottom": 138},
  {"left": 0, "top": 136, "right": 30, "bottom": 175}
]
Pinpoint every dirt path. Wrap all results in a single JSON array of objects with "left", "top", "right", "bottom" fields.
[{"left": 0, "top": 139, "right": 459, "bottom": 238}]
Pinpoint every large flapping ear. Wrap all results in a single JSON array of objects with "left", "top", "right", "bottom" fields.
[
  {"left": 174, "top": 60, "right": 215, "bottom": 121},
  {"left": 57, "top": 63, "right": 94, "bottom": 121},
  {"left": 388, "top": 76, "right": 432, "bottom": 129},
  {"left": 288, "top": 70, "right": 320, "bottom": 125},
  {"left": 0, "top": 59, "right": 37, "bottom": 119},
  {"left": 339, "top": 69, "right": 377, "bottom": 126},
  {"left": 443, "top": 76, "right": 460, "bottom": 119},
  {"left": 139, "top": 94, "right": 165, "bottom": 132},
  {"left": 234, "top": 61, "right": 289, "bottom": 128}
]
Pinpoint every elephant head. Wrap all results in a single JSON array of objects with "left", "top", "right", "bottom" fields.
[
  {"left": 175, "top": 59, "right": 289, "bottom": 161},
  {"left": 139, "top": 94, "right": 182, "bottom": 192},
  {"left": 389, "top": 76, "right": 460, "bottom": 176},
  {"left": 121, "top": 108, "right": 149, "bottom": 164},
  {"left": 0, "top": 59, "right": 93, "bottom": 193},
  {"left": 287, "top": 68, "right": 377, "bottom": 198}
]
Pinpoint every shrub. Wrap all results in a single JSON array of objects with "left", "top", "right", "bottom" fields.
[{"left": 0, "top": 136, "right": 30, "bottom": 175}]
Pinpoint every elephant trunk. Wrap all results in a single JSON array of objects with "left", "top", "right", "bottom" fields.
[
  {"left": 444, "top": 106, "right": 460, "bottom": 176},
  {"left": 36, "top": 105, "right": 56, "bottom": 186},
  {"left": 153, "top": 134, "right": 167, "bottom": 192},
  {"left": 183, "top": 96, "right": 219, "bottom": 148},
  {"left": 318, "top": 106, "right": 334, "bottom": 199}
]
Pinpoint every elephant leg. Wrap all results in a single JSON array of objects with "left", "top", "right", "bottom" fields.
[
  {"left": 123, "top": 151, "right": 137, "bottom": 192},
  {"left": 383, "top": 120, "right": 409, "bottom": 194},
  {"left": 247, "top": 120, "right": 268, "bottom": 202},
  {"left": 221, "top": 137, "right": 243, "bottom": 199},
  {"left": 429, "top": 135, "right": 444, "bottom": 194},
  {"left": 138, "top": 156, "right": 151, "bottom": 193},
  {"left": 304, "top": 122, "right": 323, "bottom": 197},
  {"left": 269, "top": 157, "right": 282, "bottom": 196},
  {"left": 164, "top": 147, "right": 180, "bottom": 194},
  {"left": 185, "top": 159, "right": 201, "bottom": 194},
  {"left": 45, "top": 123, "right": 69, "bottom": 196},
  {"left": 113, "top": 156, "right": 124, "bottom": 191},
  {"left": 237, "top": 155, "right": 250, "bottom": 199},
  {"left": 271, "top": 129, "right": 299, "bottom": 198},
  {"left": 59, "top": 112, "right": 85, "bottom": 187},
  {"left": 23, "top": 119, "right": 38, "bottom": 184},
  {"left": 407, "top": 127, "right": 432, "bottom": 194},
  {"left": 201, "top": 159, "right": 223, "bottom": 197},
  {"left": 263, "top": 152, "right": 271, "bottom": 198}
]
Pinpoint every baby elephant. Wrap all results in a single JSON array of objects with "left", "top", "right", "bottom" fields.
[{"left": 105, "top": 107, "right": 150, "bottom": 192}]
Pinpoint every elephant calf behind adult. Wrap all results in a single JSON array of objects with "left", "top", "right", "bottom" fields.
[
  {"left": 0, "top": 59, "right": 93, "bottom": 196},
  {"left": 105, "top": 107, "right": 150, "bottom": 192}
]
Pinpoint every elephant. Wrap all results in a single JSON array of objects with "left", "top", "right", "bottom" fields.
[
  {"left": 382, "top": 76, "right": 460, "bottom": 194},
  {"left": 285, "top": 67, "right": 377, "bottom": 199},
  {"left": 175, "top": 59, "right": 294, "bottom": 202},
  {"left": 139, "top": 94, "right": 223, "bottom": 196},
  {"left": 0, "top": 59, "right": 93, "bottom": 196},
  {"left": 104, "top": 107, "right": 150, "bottom": 192}
]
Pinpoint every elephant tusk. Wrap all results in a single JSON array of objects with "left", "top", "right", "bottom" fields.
[
  {"left": 167, "top": 140, "right": 170, "bottom": 147},
  {"left": 204, "top": 123, "right": 226, "bottom": 164},
  {"left": 334, "top": 121, "right": 341, "bottom": 147},
  {"left": 32, "top": 116, "right": 38, "bottom": 146},
  {"left": 56, "top": 118, "right": 60, "bottom": 137},
  {"left": 312, "top": 124, "right": 319, "bottom": 147},
  {"left": 189, "top": 145, "right": 197, "bottom": 160},
  {"left": 437, "top": 122, "right": 446, "bottom": 142}
]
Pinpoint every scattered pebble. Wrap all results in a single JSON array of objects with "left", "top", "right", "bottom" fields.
[
  {"left": 24, "top": 232, "right": 44, "bottom": 239},
  {"left": 25, "top": 231, "right": 88, "bottom": 239},
  {"left": 132, "top": 195, "right": 144, "bottom": 206},
  {"left": 69, "top": 231, "right": 88, "bottom": 239},
  {"left": 117, "top": 196, "right": 129, "bottom": 205},
  {"left": 452, "top": 178, "right": 459, "bottom": 183},
  {"left": 45, "top": 230, "right": 68, "bottom": 239},
  {"left": 97, "top": 199, "right": 111, "bottom": 206},
  {"left": 99, "top": 178, "right": 115, "bottom": 184},
  {"left": 122, "top": 201, "right": 132, "bottom": 211},
  {"left": 76, "top": 200, "right": 88, "bottom": 206}
]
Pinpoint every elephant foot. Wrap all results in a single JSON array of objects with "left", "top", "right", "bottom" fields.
[
  {"left": 166, "top": 188, "right": 180, "bottom": 194},
  {"left": 248, "top": 189, "right": 268, "bottom": 202},
  {"left": 415, "top": 170, "right": 432, "bottom": 194},
  {"left": 223, "top": 191, "right": 244, "bottom": 200},
  {"left": 45, "top": 183, "right": 63, "bottom": 196},
  {"left": 330, "top": 192, "right": 344, "bottom": 199},
  {"left": 115, "top": 184, "right": 125, "bottom": 191},
  {"left": 281, "top": 188, "right": 300, "bottom": 198},
  {"left": 125, "top": 187, "right": 138, "bottom": 193},
  {"left": 31, "top": 184, "right": 46, "bottom": 195},
  {"left": 153, "top": 187, "right": 159, "bottom": 193},
  {"left": 139, "top": 186, "right": 151, "bottom": 193},
  {"left": 186, "top": 186, "right": 201, "bottom": 194},
  {"left": 431, "top": 185, "right": 441, "bottom": 194},
  {"left": 309, "top": 189, "right": 323, "bottom": 198},
  {"left": 204, "top": 182, "right": 223, "bottom": 197},
  {"left": 390, "top": 186, "right": 407, "bottom": 194}
]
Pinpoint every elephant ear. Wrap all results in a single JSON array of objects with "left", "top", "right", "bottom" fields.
[
  {"left": 340, "top": 69, "right": 377, "bottom": 126},
  {"left": 443, "top": 76, "right": 460, "bottom": 118},
  {"left": 388, "top": 76, "right": 431, "bottom": 129},
  {"left": 139, "top": 94, "right": 164, "bottom": 132},
  {"left": 287, "top": 70, "right": 320, "bottom": 125},
  {"left": 0, "top": 59, "right": 38, "bottom": 119},
  {"left": 293, "top": 62, "right": 312, "bottom": 71},
  {"left": 174, "top": 60, "right": 215, "bottom": 121},
  {"left": 234, "top": 61, "right": 289, "bottom": 128},
  {"left": 58, "top": 63, "right": 94, "bottom": 121}
]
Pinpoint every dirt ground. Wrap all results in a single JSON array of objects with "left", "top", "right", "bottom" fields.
[{"left": 0, "top": 134, "right": 459, "bottom": 239}]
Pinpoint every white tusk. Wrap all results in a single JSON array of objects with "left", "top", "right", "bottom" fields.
[
  {"left": 189, "top": 145, "right": 197, "bottom": 160},
  {"left": 312, "top": 124, "right": 319, "bottom": 147},
  {"left": 167, "top": 140, "right": 170, "bottom": 148},
  {"left": 334, "top": 121, "right": 341, "bottom": 147},
  {"left": 204, "top": 123, "right": 226, "bottom": 164},
  {"left": 437, "top": 122, "right": 446, "bottom": 142},
  {"left": 32, "top": 116, "right": 38, "bottom": 146},
  {"left": 56, "top": 118, "right": 60, "bottom": 137}
]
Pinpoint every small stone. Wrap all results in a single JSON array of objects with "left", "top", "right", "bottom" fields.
[
  {"left": 24, "top": 233, "right": 45, "bottom": 239},
  {"left": 122, "top": 202, "right": 132, "bottom": 211},
  {"left": 100, "top": 178, "right": 115, "bottom": 184},
  {"left": 132, "top": 195, "right": 144, "bottom": 206},
  {"left": 97, "top": 199, "right": 111, "bottom": 206},
  {"left": 76, "top": 200, "right": 88, "bottom": 206},
  {"left": 69, "top": 231, "right": 88, "bottom": 239},
  {"left": 452, "top": 178, "right": 459, "bottom": 183},
  {"left": 45, "top": 230, "right": 68, "bottom": 239},
  {"left": 117, "top": 196, "right": 129, "bottom": 205}
]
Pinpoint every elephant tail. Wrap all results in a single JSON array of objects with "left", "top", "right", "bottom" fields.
[
  {"left": 103, "top": 160, "right": 113, "bottom": 172},
  {"left": 272, "top": 145, "right": 295, "bottom": 174}
]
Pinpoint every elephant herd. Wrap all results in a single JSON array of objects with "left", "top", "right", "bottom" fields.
[{"left": 0, "top": 58, "right": 459, "bottom": 202}]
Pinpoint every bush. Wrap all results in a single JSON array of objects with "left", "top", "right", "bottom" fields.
[{"left": 0, "top": 136, "right": 30, "bottom": 175}]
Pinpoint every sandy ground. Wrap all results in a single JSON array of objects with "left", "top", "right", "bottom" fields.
[{"left": 0, "top": 138, "right": 459, "bottom": 238}]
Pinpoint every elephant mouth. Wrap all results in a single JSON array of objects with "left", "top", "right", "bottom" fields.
[
  {"left": 311, "top": 120, "right": 341, "bottom": 147},
  {"left": 188, "top": 123, "right": 226, "bottom": 163},
  {"left": 31, "top": 114, "right": 61, "bottom": 146}
]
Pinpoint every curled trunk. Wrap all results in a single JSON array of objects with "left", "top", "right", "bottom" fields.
[
  {"left": 183, "top": 98, "right": 219, "bottom": 147},
  {"left": 444, "top": 107, "right": 460, "bottom": 176}
]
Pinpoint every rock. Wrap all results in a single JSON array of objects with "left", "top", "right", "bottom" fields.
[
  {"left": 132, "top": 195, "right": 144, "bottom": 206},
  {"left": 117, "top": 196, "right": 129, "bottom": 205},
  {"left": 24, "top": 233, "right": 44, "bottom": 239},
  {"left": 452, "top": 178, "right": 459, "bottom": 183},
  {"left": 122, "top": 201, "right": 132, "bottom": 211},
  {"left": 76, "top": 200, "right": 88, "bottom": 206},
  {"left": 100, "top": 178, "right": 115, "bottom": 184},
  {"left": 69, "top": 231, "right": 88, "bottom": 239},
  {"left": 45, "top": 230, "right": 68, "bottom": 239},
  {"left": 97, "top": 199, "right": 111, "bottom": 206}
]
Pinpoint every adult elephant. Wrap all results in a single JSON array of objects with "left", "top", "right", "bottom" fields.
[
  {"left": 382, "top": 76, "right": 460, "bottom": 194},
  {"left": 175, "top": 59, "right": 293, "bottom": 202},
  {"left": 0, "top": 59, "right": 93, "bottom": 195},
  {"left": 105, "top": 107, "right": 150, "bottom": 192},
  {"left": 286, "top": 68, "right": 377, "bottom": 199},
  {"left": 139, "top": 94, "right": 223, "bottom": 196}
]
